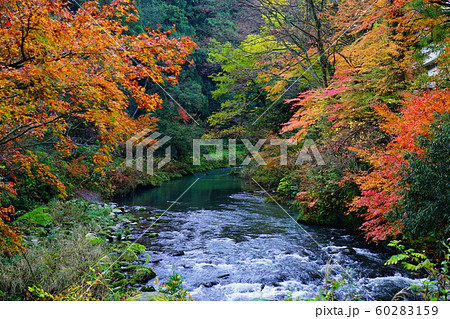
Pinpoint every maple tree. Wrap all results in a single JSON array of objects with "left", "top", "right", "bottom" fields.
[
  {"left": 0, "top": 182, "right": 23, "bottom": 256},
  {"left": 350, "top": 89, "right": 450, "bottom": 242},
  {"left": 282, "top": 0, "right": 430, "bottom": 137},
  {"left": 282, "top": 0, "right": 445, "bottom": 140},
  {"left": 279, "top": 0, "right": 449, "bottom": 242},
  {"left": 0, "top": 0, "right": 196, "bottom": 254}
]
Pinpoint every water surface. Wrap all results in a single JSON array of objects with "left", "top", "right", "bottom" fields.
[{"left": 119, "top": 168, "right": 414, "bottom": 300}]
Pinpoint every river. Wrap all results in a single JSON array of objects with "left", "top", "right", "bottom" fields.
[{"left": 118, "top": 168, "right": 415, "bottom": 301}]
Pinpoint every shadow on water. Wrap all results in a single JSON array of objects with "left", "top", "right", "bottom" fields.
[{"left": 118, "top": 168, "right": 414, "bottom": 301}]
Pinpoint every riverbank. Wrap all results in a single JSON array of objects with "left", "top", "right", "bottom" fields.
[
  {"left": 0, "top": 157, "right": 239, "bottom": 301},
  {"left": 111, "top": 160, "right": 236, "bottom": 200},
  {"left": 108, "top": 144, "right": 249, "bottom": 199},
  {"left": 0, "top": 199, "right": 190, "bottom": 301},
  {"left": 3, "top": 168, "right": 446, "bottom": 301}
]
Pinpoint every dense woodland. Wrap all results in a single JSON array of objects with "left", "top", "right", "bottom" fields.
[{"left": 0, "top": 0, "right": 449, "bottom": 301}]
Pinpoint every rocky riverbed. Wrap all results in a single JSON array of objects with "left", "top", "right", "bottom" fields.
[
  {"left": 94, "top": 202, "right": 163, "bottom": 293},
  {"left": 114, "top": 169, "right": 417, "bottom": 301}
]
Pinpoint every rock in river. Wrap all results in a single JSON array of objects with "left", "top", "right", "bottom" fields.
[{"left": 133, "top": 266, "right": 156, "bottom": 283}]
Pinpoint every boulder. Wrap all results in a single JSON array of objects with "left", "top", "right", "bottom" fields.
[
  {"left": 341, "top": 247, "right": 357, "bottom": 255},
  {"left": 202, "top": 281, "right": 218, "bottom": 288},
  {"left": 132, "top": 292, "right": 170, "bottom": 301},
  {"left": 171, "top": 251, "right": 185, "bottom": 257},
  {"left": 132, "top": 266, "right": 156, "bottom": 283},
  {"left": 144, "top": 233, "right": 158, "bottom": 238}
]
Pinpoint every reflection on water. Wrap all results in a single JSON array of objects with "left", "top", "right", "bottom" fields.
[{"left": 118, "top": 168, "right": 414, "bottom": 301}]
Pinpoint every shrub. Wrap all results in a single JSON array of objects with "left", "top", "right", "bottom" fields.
[
  {"left": 157, "top": 271, "right": 192, "bottom": 301},
  {"left": 399, "top": 114, "right": 450, "bottom": 243}
]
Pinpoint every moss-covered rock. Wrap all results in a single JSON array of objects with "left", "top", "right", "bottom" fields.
[
  {"left": 143, "top": 233, "right": 158, "bottom": 238},
  {"left": 114, "top": 242, "right": 146, "bottom": 262},
  {"left": 141, "top": 286, "right": 156, "bottom": 292},
  {"left": 132, "top": 267, "right": 156, "bottom": 283},
  {"left": 110, "top": 279, "right": 128, "bottom": 288},
  {"left": 112, "top": 272, "right": 125, "bottom": 280}
]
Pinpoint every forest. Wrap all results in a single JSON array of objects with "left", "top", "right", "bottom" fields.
[{"left": 0, "top": 0, "right": 449, "bottom": 301}]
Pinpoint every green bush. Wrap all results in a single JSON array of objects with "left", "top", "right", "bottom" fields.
[
  {"left": 399, "top": 114, "right": 450, "bottom": 243},
  {"left": 17, "top": 206, "right": 53, "bottom": 227}
]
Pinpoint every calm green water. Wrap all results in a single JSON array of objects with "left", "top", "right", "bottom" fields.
[{"left": 118, "top": 168, "right": 415, "bottom": 301}]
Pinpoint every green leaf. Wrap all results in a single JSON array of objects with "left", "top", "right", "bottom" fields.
[{"left": 17, "top": 206, "right": 54, "bottom": 227}]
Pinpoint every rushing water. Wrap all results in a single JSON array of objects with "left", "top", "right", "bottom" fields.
[{"left": 118, "top": 168, "right": 415, "bottom": 301}]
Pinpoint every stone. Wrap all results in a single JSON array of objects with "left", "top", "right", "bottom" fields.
[
  {"left": 127, "top": 215, "right": 140, "bottom": 222},
  {"left": 202, "top": 281, "right": 218, "bottom": 288},
  {"left": 341, "top": 247, "right": 357, "bottom": 255},
  {"left": 132, "top": 267, "right": 156, "bottom": 283},
  {"left": 132, "top": 292, "right": 169, "bottom": 301},
  {"left": 112, "top": 272, "right": 125, "bottom": 280},
  {"left": 85, "top": 233, "right": 97, "bottom": 239},
  {"left": 111, "top": 279, "right": 128, "bottom": 288},
  {"left": 172, "top": 251, "right": 185, "bottom": 257},
  {"left": 144, "top": 233, "right": 158, "bottom": 238}
]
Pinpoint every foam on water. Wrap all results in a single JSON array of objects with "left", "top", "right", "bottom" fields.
[{"left": 119, "top": 169, "right": 413, "bottom": 301}]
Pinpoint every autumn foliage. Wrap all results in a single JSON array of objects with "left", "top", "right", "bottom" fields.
[
  {"left": 1, "top": 0, "right": 448, "bottom": 255},
  {"left": 0, "top": 0, "right": 196, "bottom": 254},
  {"left": 205, "top": 0, "right": 448, "bottom": 245},
  {"left": 279, "top": 0, "right": 449, "bottom": 242},
  {"left": 0, "top": 182, "right": 23, "bottom": 256},
  {"left": 350, "top": 90, "right": 450, "bottom": 242}
]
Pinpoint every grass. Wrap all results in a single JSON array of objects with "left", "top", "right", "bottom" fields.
[{"left": 0, "top": 199, "right": 134, "bottom": 300}]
